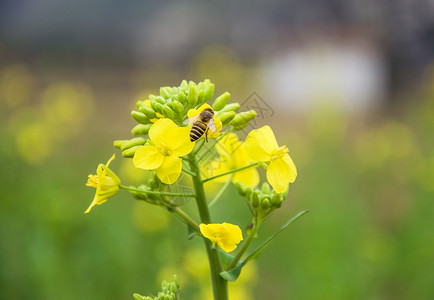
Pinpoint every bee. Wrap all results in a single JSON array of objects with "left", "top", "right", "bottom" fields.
[{"left": 183, "top": 108, "right": 216, "bottom": 142}]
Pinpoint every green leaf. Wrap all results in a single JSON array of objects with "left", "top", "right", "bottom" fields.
[
  {"left": 245, "top": 210, "right": 310, "bottom": 262},
  {"left": 219, "top": 260, "right": 245, "bottom": 282},
  {"left": 218, "top": 248, "right": 235, "bottom": 269}
]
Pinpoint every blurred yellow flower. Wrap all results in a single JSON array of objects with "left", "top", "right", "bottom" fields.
[
  {"left": 202, "top": 133, "right": 259, "bottom": 187},
  {"left": 187, "top": 103, "right": 222, "bottom": 139},
  {"left": 133, "top": 118, "right": 195, "bottom": 184},
  {"left": 244, "top": 126, "right": 297, "bottom": 193},
  {"left": 199, "top": 222, "right": 243, "bottom": 253},
  {"left": 85, "top": 154, "right": 120, "bottom": 213}
]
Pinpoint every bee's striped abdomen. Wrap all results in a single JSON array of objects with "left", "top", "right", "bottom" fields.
[{"left": 190, "top": 121, "right": 208, "bottom": 142}]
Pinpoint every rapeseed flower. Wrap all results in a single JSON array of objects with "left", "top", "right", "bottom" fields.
[
  {"left": 186, "top": 103, "right": 222, "bottom": 139},
  {"left": 85, "top": 154, "right": 120, "bottom": 213},
  {"left": 203, "top": 133, "right": 259, "bottom": 187},
  {"left": 133, "top": 118, "right": 195, "bottom": 184},
  {"left": 199, "top": 222, "right": 243, "bottom": 253},
  {"left": 244, "top": 126, "right": 297, "bottom": 193}
]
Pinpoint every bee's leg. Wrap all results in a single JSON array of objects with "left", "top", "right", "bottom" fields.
[{"left": 205, "top": 129, "right": 208, "bottom": 142}]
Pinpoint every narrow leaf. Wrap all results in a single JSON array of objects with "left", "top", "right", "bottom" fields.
[
  {"left": 245, "top": 210, "right": 310, "bottom": 262},
  {"left": 218, "top": 248, "right": 235, "bottom": 269},
  {"left": 220, "top": 260, "right": 245, "bottom": 282}
]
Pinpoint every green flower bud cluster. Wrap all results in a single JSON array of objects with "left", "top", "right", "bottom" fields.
[
  {"left": 132, "top": 79, "right": 215, "bottom": 128},
  {"left": 133, "top": 275, "right": 180, "bottom": 300},
  {"left": 235, "top": 182, "right": 288, "bottom": 218}
]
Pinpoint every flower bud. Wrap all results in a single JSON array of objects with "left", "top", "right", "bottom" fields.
[
  {"left": 131, "top": 110, "right": 150, "bottom": 124},
  {"left": 261, "top": 198, "right": 271, "bottom": 210},
  {"left": 133, "top": 293, "right": 149, "bottom": 300},
  {"left": 136, "top": 100, "right": 146, "bottom": 109},
  {"left": 122, "top": 145, "right": 141, "bottom": 158},
  {"left": 212, "top": 92, "right": 231, "bottom": 111},
  {"left": 160, "top": 86, "right": 173, "bottom": 99},
  {"left": 177, "top": 91, "right": 186, "bottom": 103},
  {"left": 156, "top": 96, "right": 166, "bottom": 104},
  {"left": 197, "top": 89, "right": 205, "bottom": 104},
  {"left": 217, "top": 102, "right": 240, "bottom": 114},
  {"left": 245, "top": 186, "right": 253, "bottom": 198},
  {"left": 219, "top": 111, "right": 236, "bottom": 125},
  {"left": 270, "top": 192, "right": 280, "bottom": 207},
  {"left": 204, "top": 82, "right": 215, "bottom": 101},
  {"left": 172, "top": 274, "right": 180, "bottom": 289},
  {"left": 113, "top": 139, "right": 128, "bottom": 149},
  {"left": 153, "top": 102, "right": 164, "bottom": 114},
  {"left": 230, "top": 110, "right": 257, "bottom": 130},
  {"left": 261, "top": 182, "right": 271, "bottom": 194},
  {"left": 187, "top": 84, "right": 198, "bottom": 106},
  {"left": 180, "top": 80, "right": 188, "bottom": 89},
  {"left": 139, "top": 104, "right": 157, "bottom": 119},
  {"left": 250, "top": 191, "right": 260, "bottom": 207},
  {"left": 162, "top": 105, "right": 175, "bottom": 119},
  {"left": 172, "top": 100, "right": 184, "bottom": 114},
  {"left": 234, "top": 181, "right": 247, "bottom": 196},
  {"left": 131, "top": 124, "right": 152, "bottom": 136},
  {"left": 120, "top": 137, "right": 146, "bottom": 151}
]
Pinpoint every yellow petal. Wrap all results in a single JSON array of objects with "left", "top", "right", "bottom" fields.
[
  {"left": 156, "top": 155, "right": 182, "bottom": 184},
  {"left": 219, "top": 222, "right": 243, "bottom": 253},
  {"left": 266, "top": 154, "right": 297, "bottom": 193},
  {"left": 233, "top": 167, "right": 259, "bottom": 188},
  {"left": 133, "top": 146, "right": 164, "bottom": 170},
  {"left": 244, "top": 126, "right": 279, "bottom": 162},
  {"left": 149, "top": 118, "right": 178, "bottom": 146},
  {"left": 169, "top": 127, "right": 196, "bottom": 156}
]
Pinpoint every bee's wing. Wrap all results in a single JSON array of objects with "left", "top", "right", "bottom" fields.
[
  {"left": 207, "top": 118, "right": 217, "bottom": 132},
  {"left": 183, "top": 115, "right": 200, "bottom": 125}
]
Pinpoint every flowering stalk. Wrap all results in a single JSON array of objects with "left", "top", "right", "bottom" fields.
[
  {"left": 84, "top": 79, "right": 306, "bottom": 300},
  {"left": 187, "top": 151, "right": 229, "bottom": 300}
]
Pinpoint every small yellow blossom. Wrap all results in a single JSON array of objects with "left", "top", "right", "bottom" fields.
[
  {"left": 244, "top": 126, "right": 297, "bottom": 193},
  {"left": 202, "top": 133, "right": 259, "bottom": 187},
  {"left": 187, "top": 103, "right": 222, "bottom": 139},
  {"left": 85, "top": 154, "right": 120, "bottom": 213},
  {"left": 199, "top": 222, "right": 243, "bottom": 253},
  {"left": 133, "top": 118, "right": 195, "bottom": 184}
]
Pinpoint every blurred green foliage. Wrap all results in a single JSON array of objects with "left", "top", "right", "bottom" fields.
[{"left": 1, "top": 56, "right": 434, "bottom": 300}]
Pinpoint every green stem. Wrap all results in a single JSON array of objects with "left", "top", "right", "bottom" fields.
[
  {"left": 202, "top": 162, "right": 258, "bottom": 183},
  {"left": 182, "top": 166, "right": 196, "bottom": 177},
  {"left": 188, "top": 152, "right": 228, "bottom": 300},
  {"left": 208, "top": 175, "right": 233, "bottom": 208},
  {"left": 168, "top": 206, "right": 200, "bottom": 232},
  {"left": 226, "top": 220, "right": 260, "bottom": 271},
  {"left": 119, "top": 185, "right": 196, "bottom": 198}
]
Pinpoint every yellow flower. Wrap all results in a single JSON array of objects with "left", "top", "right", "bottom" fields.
[
  {"left": 133, "top": 118, "right": 195, "bottom": 184},
  {"left": 202, "top": 133, "right": 259, "bottom": 187},
  {"left": 85, "top": 154, "right": 120, "bottom": 213},
  {"left": 144, "top": 99, "right": 164, "bottom": 122},
  {"left": 244, "top": 126, "right": 297, "bottom": 193},
  {"left": 187, "top": 103, "right": 222, "bottom": 139},
  {"left": 199, "top": 222, "right": 243, "bottom": 253}
]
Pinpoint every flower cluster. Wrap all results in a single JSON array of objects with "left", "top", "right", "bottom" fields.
[{"left": 84, "top": 80, "right": 306, "bottom": 300}]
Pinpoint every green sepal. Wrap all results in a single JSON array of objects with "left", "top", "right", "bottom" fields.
[{"left": 218, "top": 248, "right": 235, "bottom": 269}]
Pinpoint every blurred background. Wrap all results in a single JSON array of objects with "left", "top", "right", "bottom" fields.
[{"left": 1, "top": 0, "right": 434, "bottom": 299}]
